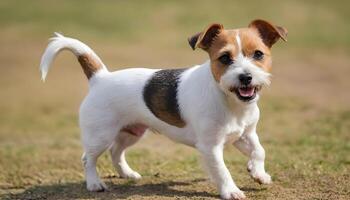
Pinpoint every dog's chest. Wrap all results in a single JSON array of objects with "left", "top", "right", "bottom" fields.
[
  {"left": 222, "top": 119, "right": 245, "bottom": 143},
  {"left": 222, "top": 109, "right": 257, "bottom": 143}
]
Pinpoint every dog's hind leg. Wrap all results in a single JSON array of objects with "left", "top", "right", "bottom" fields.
[
  {"left": 81, "top": 120, "right": 119, "bottom": 192},
  {"left": 82, "top": 150, "right": 108, "bottom": 192},
  {"left": 109, "top": 130, "right": 143, "bottom": 180}
]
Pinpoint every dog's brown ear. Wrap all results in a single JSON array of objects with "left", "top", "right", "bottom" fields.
[
  {"left": 249, "top": 19, "right": 287, "bottom": 48},
  {"left": 188, "top": 23, "right": 223, "bottom": 50}
]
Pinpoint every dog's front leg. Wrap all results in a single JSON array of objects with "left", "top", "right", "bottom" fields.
[
  {"left": 197, "top": 143, "right": 246, "bottom": 200},
  {"left": 233, "top": 124, "right": 272, "bottom": 185}
]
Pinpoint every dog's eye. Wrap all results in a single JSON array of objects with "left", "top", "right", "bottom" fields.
[
  {"left": 218, "top": 53, "right": 233, "bottom": 65},
  {"left": 253, "top": 50, "right": 264, "bottom": 60}
]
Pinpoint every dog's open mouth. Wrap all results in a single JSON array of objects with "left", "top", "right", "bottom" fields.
[{"left": 230, "top": 85, "right": 262, "bottom": 102}]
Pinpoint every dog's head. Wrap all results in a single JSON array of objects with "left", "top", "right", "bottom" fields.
[{"left": 189, "top": 19, "right": 287, "bottom": 103}]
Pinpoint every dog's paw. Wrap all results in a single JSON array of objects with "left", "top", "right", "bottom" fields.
[
  {"left": 250, "top": 171, "right": 272, "bottom": 185},
  {"left": 221, "top": 188, "right": 246, "bottom": 200},
  {"left": 87, "top": 180, "right": 108, "bottom": 192},
  {"left": 120, "top": 170, "right": 142, "bottom": 180}
]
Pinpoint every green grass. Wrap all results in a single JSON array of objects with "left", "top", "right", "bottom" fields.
[
  {"left": 1, "top": 98, "right": 349, "bottom": 199},
  {"left": 0, "top": 0, "right": 349, "bottom": 199},
  {"left": 1, "top": 0, "right": 350, "bottom": 50}
]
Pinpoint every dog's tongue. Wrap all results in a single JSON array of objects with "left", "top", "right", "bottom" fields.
[{"left": 238, "top": 87, "right": 255, "bottom": 97}]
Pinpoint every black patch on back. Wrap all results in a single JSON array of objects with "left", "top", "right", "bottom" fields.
[{"left": 143, "top": 69, "right": 186, "bottom": 127}]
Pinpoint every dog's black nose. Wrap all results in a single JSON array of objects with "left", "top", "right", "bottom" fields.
[{"left": 239, "top": 73, "right": 252, "bottom": 85}]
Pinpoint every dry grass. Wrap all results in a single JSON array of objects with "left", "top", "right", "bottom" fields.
[{"left": 0, "top": 0, "right": 349, "bottom": 199}]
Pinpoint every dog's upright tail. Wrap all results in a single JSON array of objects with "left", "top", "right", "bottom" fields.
[{"left": 40, "top": 33, "right": 108, "bottom": 81}]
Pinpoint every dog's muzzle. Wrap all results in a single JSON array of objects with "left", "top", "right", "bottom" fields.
[{"left": 229, "top": 73, "right": 262, "bottom": 102}]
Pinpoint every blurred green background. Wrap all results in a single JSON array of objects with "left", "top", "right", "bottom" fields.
[
  {"left": 2, "top": 0, "right": 350, "bottom": 49},
  {"left": 0, "top": 0, "right": 349, "bottom": 199}
]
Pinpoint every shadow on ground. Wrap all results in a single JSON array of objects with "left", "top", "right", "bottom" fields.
[{"left": 2, "top": 178, "right": 219, "bottom": 199}]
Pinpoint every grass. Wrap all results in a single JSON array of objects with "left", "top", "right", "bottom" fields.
[{"left": 0, "top": 0, "right": 349, "bottom": 199}]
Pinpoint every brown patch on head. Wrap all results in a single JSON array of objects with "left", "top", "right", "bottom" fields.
[
  {"left": 188, "top": 23, "right": 223, "bottom": 50},
  {"left": 239, "top": 28, "right": 273, "bottom": 71},
  {"left": 249, "top": 19, "right": 287, "bottom": 48},
  {"left": 78, "top": 53, "right": 102, "bottom": 79},
  {"left": 188, "top": 19, "right": 287, "bottom": 79},
  {"left": 207, "top": 30, "right": 239, "bottom": 82},
  {"left": 188, "top": 24, "right": 238, "bottom": 82}
]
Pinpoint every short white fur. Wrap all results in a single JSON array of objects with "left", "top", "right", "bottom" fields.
[{"left": 40, "top": 33, "right": 272, "bottom": 200}]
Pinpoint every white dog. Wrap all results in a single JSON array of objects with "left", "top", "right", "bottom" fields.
[{"left": 40, "top": 19, "right": 287, "bottom": 200}]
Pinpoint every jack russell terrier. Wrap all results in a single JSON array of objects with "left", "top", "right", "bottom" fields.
[{"left": 40, "top": 19, "right": 287, "bottom": 200}]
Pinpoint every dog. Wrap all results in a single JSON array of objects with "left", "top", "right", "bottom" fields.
[{"left": 40, "top": 19, "right": 287, "bottom": 200}]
